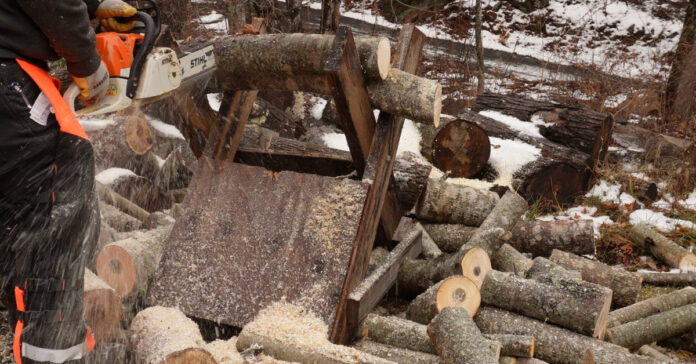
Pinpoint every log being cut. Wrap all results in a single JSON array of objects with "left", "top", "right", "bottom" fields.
[
  {"left": 83, "top": 269, "right": 122, "bottom": 343},
  {"left": 405, "top": 275, "right": 481, "bottom": 324},
  {"left": 213, "top": 34, "right": 441, "bottom": 125},
  {"left": 480, "top": 270, "right": 612, "bottom": 339},
  {"left": 428, "top": 307, "right": 500, "bottom": 364},
  {"left": 549, "top": 250, "right": 642, "bottom": 307},
  {"left": 417, "top": 119, "right": 491, "bottom": 178},
  {"left": 628, "top": 224, "right": 696, "bottom": 270}
]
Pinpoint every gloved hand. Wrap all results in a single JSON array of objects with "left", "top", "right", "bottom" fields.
[
  {"left": 72, "top": 61, "right": 109, "bottom": 105},
  {"left": 95, "top": 0, "right": 138, "bottom": 32}
]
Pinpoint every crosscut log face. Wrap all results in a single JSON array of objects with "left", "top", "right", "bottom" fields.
[{"left": 147, "top": 159, "right": 368, "bottom": 329}]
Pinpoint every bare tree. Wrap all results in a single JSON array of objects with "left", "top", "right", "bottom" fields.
[
  {"left": 665, "top": 0, "right": 696, "bottom": 127},
  {"left": 475, "top": 0, "right": 484, "bottom": 93}
]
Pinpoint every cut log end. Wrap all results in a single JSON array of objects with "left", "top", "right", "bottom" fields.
[
  {"left": 96, "top": 244, "right": 136, "bottom": 297},
  {"left": 125, "top": 112, "right": 154, "bottom": 155},
  {"left": 436, "top": 276, "right": 481, "bottom": 317},
  {"left": 376, "top": 38, "right": 391, "bottom": 80},
  {"left": 161, "top": 348, "right": 217, "bottom": 364},
  {"left": 461, "top": 247, "right": 491, "bottom": 289},
  {"left": 431, "top": 121, "right": 491, "bottom": 178},
  {"left": 679, "top": 254, "right": 696, "bottom": 271},
  {"left": 433, "top": 85, "right": 442, "bottom": 128}
]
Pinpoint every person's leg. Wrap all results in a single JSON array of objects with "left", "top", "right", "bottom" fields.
[{"left": 0, "top": 59, "right": 98, "bottom": 364}]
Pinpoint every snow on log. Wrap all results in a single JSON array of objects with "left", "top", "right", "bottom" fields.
[
  {"left": 427, "top": 307, "right": 500, "bottom": 364},
  {"left": 236, "top": 303, "right": 397, "bottom": 364},
  {"left": 606, "top": 302, "right": 696, "bottom": 349},
  {"left": 84, "top": 268, "right": 122, "bottom": 343},
  {"left": 480, "top": 270, "right": 612, "bottom": 339},
  {"left": 405, "top": 276, "right": 481, "bottom": 324},
  {"left": 415, "top": 178, "right": 499, "bottom": 225},
  {"left": 550, "top": 250, "right": 642, "bottom": 307},
  {"left": 128, "top": 306, "right": 215, "bottom": 364},
  {"left": 417, "top": 119, "right": 490, "bottom": 178},
  {"left": 628, "top": 224, "right": 696, "bottom": 270}
]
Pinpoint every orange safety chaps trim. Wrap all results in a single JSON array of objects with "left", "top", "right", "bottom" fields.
[
  {"left": 13, "top": 286, "right": 25, "bottom": 364},
  {"left": 15, "top": 59, "right": 88, "bottom": 140}
]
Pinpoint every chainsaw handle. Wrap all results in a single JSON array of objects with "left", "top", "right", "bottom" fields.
[{"left": 63, "top": 83, "right": 81, "bottom": 114}]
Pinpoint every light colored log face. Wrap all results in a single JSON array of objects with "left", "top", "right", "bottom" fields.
[
  {"left": 481, "top": 270, "right": 612, "bottom": 339},
  {"left": 461, "top": 247, "right": 491, "bottom": 288},
  {"left": 436, "top": 276, "right": 481, "bottom": 317}
]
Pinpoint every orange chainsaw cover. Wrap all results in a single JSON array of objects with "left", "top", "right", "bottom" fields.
[{"left": 95, "top": 32, "right": 144, "bottom": 77}]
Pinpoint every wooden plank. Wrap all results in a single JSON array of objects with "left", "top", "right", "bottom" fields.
[
  {"left": 324, "top": 26, "right": 376, "bottom": 174},
  {"left": 234, "top": 147, "right": 354, "bottom": 176},
  {"left": 329, "top": 25, "right": 427, "bottom": 344},
  {"left": 346, "top": 230, "right": 422, "bottom": 329},
  {"left": 147, "top": 159, "right": 368, "bottom": 328}
]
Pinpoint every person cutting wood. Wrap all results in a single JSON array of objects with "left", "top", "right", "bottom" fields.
[{"left": 0, "top": 1, "right": 136, "bottom": 362}]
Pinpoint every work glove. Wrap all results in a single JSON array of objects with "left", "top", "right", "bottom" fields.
[
  {"left": 95, "top": 0, "right": 138, "bottom": 32},
  {"left": 72, "top": 61, "right": 110, "bottom": 105}
]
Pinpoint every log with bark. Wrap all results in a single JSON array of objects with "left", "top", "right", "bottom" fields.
[
  {"left": 354, "top": 339, "right": 441, "bottom": 364},
  {"left": 660, "top": 330, "right": 696, "bottom": 353},
  {"left": 98, "top": 201, "right": 142, "bottom": 233},
  {"left": 360, "top": 313, "right": 436, "bottom": 354},
  {"left": 472, "top": 93, "right": 614, "bottom": 168},
  {"left": 636, "top": 345, "right": 674, "bottom": 361},
  {"left": 84, "top": 269, "right": 122, "bottom": 343},
  {"left": 95, "top": 226, "right": 172, "bottom": 298},
  {"left": 428, "top": 307, "right": 500, "bottom": 364},
  {"left": 128, "top": 306, "right": 216, "bottom": 364},
  {"left": 417, "top": 119, "right": 491, "bottom": 178},
  {"left": 415, "top": 178, "right": 499, "bottom": 225},
  {"left": 491, "top": 243, "right": 533, "bottom": 277},
  {"left": 628, "top": 224, "right": 696, "bottom": 270},
  {"left": 638, "top": 271, "right": 696, "bottom": 285},
  {"left": 459, "top": 110, "right": 592, "bottom": 203},
  {"left": 405, "top": 276, "right": 481, "bottom": 324},
  {"left": 484, "top": 334, "right": 535, "bottom": 358},
  {"left": 549, "top": 250, "right": 642, "bottom": 307},
  {"left": 480, "top": 270, "right": 612, "bottom": 339},
  {"left": 474, "top": 306, "right": 670, "bottom": 364},
  {"left": 101, "top": 171, "right": 172, "bottom": 213},
  {"left": 525, "top": 257, "right": 581, "bottom": 282},
  {"left": 213, "top": 34, "right": 441, "bottom": 125},
  {"left": 392, "top": 151, "right": 433, "bottom": 211},
  {"left": 425, "top": 220, "right": 595, "bottom": 257},
  {"left": 606, "top": 302, "right": 696, "bottom": 349},
  {"left": 392, "top": 218, "right": 442, "bottom": 259},
  {"left": 612, "top": 123, "right": 696, "bottom": 171}
]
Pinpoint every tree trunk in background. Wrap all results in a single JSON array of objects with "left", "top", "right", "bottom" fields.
[
  {"left": 475, "top": 0, "right": 484, "bottom": 94},
  {"left": 159, "top": 0, "right": 192, "bottom": 38},
  {"left": 665, "top": 0, "right": 696, "bottom": 127},
  {"left": 321, "top": 0, "right": 340, "bottom": 33}
]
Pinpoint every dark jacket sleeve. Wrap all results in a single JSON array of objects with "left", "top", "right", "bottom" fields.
[{"left": 16, "top": 0, "right": 102, "bottom": 77}]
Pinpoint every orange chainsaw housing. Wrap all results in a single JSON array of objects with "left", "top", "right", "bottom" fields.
[{"left": 95, "top": 32, "right": 145, "bottom": 77}]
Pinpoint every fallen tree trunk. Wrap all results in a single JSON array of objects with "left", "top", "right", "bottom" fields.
[
  {"left": 128, "top": 306, "right": 216, "bottom": 364},
  {"left": 392, "top": 152, "right": 433, "bottom": 211},
  {"left": 459, "top": 110, "right": 591, "bottom": 203},
  {"left": 637, "top": 271, "right": 696, "bottom": 285},
  {"left": 606, "top": 302, "right": 696, "bottom": 349},
  {"left": 550, "top": 250, "right": 642, "bottom": 307},
  {"left": 417, "top": 119, "right": 491, "bottom": 178},
  {"left": 480, "top": 270, "right": 612, "bottom": 339},
  {"left": 84, "top": 269, "right": 122, "bottom": 343},
  {"left": 628, "top": 224, "right": 696, "bottom": 270},
  {"left": 472, "top": 93, "right": 614, "bottom": 168},
  {"left": 428, "top": 307, "right": 500, "bottom": 364},
  {"left": 474, "top": 306, "right": 669, "bottom": 364},
  {"left": 213, "top": 34, "right": 441, "bottom": 125},
  {"left": 415, "top": 178, "right": 499, "bottom": 225},
  {"left": 95, "top": 226, "right": 172, "bottom": 298},
  {"left": 426, "top": 220, "right": 595, "bottom": 257},
  {"left": 405, "top": 276, "right": 480, "bottom": 324},
  {"left": 354, "top": 339, "right": 441, "bottom": 364},
  {"left": 491, "top": 243, "right": 533, "bottom": 277}
]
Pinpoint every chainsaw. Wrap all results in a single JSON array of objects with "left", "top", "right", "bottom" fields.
[{"left": 63, "top": 0, "right": 216, "bottom": 117}]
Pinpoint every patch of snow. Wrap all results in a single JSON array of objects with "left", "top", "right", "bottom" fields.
[
  {"left": 322, "top": 133, "right": 349, "bottom": 151},
  {"left": 479, "top": 110, "right": 544, "bottom": 138},
  {"left": 431, "top": 169, "right": 496, "bottom": 191},
  {"left": 604, "top": 94, "right": 627, "bottom": 108},
  {"left": 207, "top": 93, "right": 222, "bottom": 112},
  {"left": 488, "top": 137, "right": 541, "bottom": 186},
  {"left": 586, "top": 180, "right": 622, "bottom": 204},
  {"left": 311, "top": 98, "right": 328, "bottom": 120},
  {"left": 652, "top": 199, "right": 673, "bottom": 210},
  {"left": 631, "top": 172, "right": 651, "bottom": 181},
  {"left": 629, "top": 209, "right": 696, "bottom": 231},
  {"left": 678, "top": 188, "right": 696, "bottom": 210},
  {"left": 199, "top": 11, "right": 223, "bottom": 23},
  {"left": 397, "top": 119, "right": 423, "bottom": 158},
  {"left": 619, "top": 192, "right": 637, "bottom": 206},
  {"left": 538, "top": 206, "right": 614, "bottom": 237},
  {"left": 530, "top": 113, "right": 554, "bottom": 128},
  {"left": 146, "top": 116, "right": 185, "bottom": 140},
  {"left": 96, "top": 168, "right": 136, "bottom": 185}
]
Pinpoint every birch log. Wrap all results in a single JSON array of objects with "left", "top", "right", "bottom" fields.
[
  {"left": 428, "top": 307, "right": 500, "bottom": 364},
  {"left": 628, "top": 224, "right": 696, "bottom": 270},
  {"left": 550, "top": 250, "right": 642, "bottom": 307}
]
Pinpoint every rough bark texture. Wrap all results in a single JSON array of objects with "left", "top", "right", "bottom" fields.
[
  {"left": 422, "top": 224, "right": 478, "bottom": 253},
  {"left": 638, "top": 271, "right": 696, "bottom": 285},
  {"left": 636, "top": 345, "right": 673, "bottom": 361},
  {"left": 392, "top": 152, "right": 433, "bottom": 211},
  {"left": 612, "top": 123, "right": 696, "bottom": 170},
  {"left": 606, "top": 302, "right": 696, "bottom": 349},
  {"left": 84, "top": 269, "right": 122, "bottom": 343},
  {"left": 660, "top": 329, "right": 696, "bottom": 353},
  {"left": 360, "top": 314, "right": 436, "bottom": 354},
  {"left": 525, "top": 256, "right": 582, "bottom": 282},
  {"left": 459, "top": 110, "right": 591, "bottom": 203},
  {"left": 398, "top": 228, "right": 509, "bottom": 296},
  {"left": 428, "top": 307, "right": 500, "bottom": 364},
  {"left": 95, "top": 226, "right": 172, "bottom": 298},
  {"left": 417, "top": 120, "right": 490, "bottom": 178},
  {"left": 491, "top": 243, "right": 533, "bottom": 277},
  {"left": 367, "top": 69, "right": 442, "bottom": 126},
  {"left": 481, "top": 270, "right": 612, "bottom": 339},
  {"left": 472, "top": 93, "right": 613, "bottom": 168},
  {"left": 474, "top": 306, "right": 668, "bottom": 364},
  {"left": 415, "top": 178, "right": 499, "bottom": 225},
  {"left": 478, "top": 191, "right": 528, "bottom": 234},
  {"left": 628, "top": 224, "right": 696, "bottom": 270},
  {"left": 354, "top": 339, "right": 441, "bottom": 364},
  {"left": 550, "top": 250, "right": 642, "bottom": 307},
  {"left": 509, "top": 220, "right": 596, "bottom": 257},
  {"left": 482, "top": 334, "right": 534, "bottom": 358},
  {"left": 97, "top": 182, "right": 150, "bottom": 222},
  {"left": 128, "top": 306, "right": 215, "bottom": 364},
  {"left": 99, "top": 201, "right": 142, "bottom": 233}
]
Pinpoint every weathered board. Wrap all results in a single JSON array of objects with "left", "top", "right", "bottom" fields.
[{"left": 147, "top": 159, "right": 368, "bottom": 328}]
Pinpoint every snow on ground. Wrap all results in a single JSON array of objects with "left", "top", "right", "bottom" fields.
[
  {"left": 146, "top": 115, "right": 186, "bottom": 140},
  {"left": 207, "top": 93, "right": 222, "bottom": 112},
  {"left": 322, "top": 132, "right": 349, "bottom": 151},
  {"left": 311, "top": 98, "right": 328, "bottom": 120},
  {"left": 678, "top": 188, "right": 696, "bottom": 210},
  {"left": 478, "top": 110, "right": 545, "bottom": 138},
  {"left": 487, "top": 137, "right": 540, "bottom": 186},
  {"left": 539, "top": 206, "right": 614, "bottom": 237},
  {"left": 585, "top": 180, "right": 622, "bottom": 204},
  {"left": 630, "top": 209, "right": 696, "bottom": 231},
  {"left": 95, "top": 168, "right": 136, "bottom": 185},
  {"left": 199, "top": 10, "right": 224, "bottom": 23}
]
